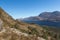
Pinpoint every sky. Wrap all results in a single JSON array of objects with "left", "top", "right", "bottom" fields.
[{"left": 0, "top": 0, "right": 60, "bottom": 19}]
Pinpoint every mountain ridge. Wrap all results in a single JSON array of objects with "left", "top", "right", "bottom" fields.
[{"left": 17, "top": 11, "right": 60, "bottom": 27}]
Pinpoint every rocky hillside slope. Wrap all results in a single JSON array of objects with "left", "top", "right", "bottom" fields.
[{"left": 0, "top": 7, "right": 60, "bottom": 40}]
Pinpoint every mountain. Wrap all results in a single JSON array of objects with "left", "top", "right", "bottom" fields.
[
  {"left": 17, "top": 11, "right": 60, "bottom": 27},
  {"left": 0, "top": 8, "right": 60, "bottom": 40},
  {"left": 39, "top": 11, "right": 60, "bottom": 21}
]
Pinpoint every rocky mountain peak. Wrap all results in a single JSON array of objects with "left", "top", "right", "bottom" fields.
[{"left": 52, "top": 11, "right": 60, "bottom": 13}]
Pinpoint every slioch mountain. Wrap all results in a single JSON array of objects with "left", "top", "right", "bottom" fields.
[{"left": 18, "top": 11, "right": 60, "bottom": 27}]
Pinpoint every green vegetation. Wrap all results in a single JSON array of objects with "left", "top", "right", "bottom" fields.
[{"left": 28, "top": 26, "right": 39, "bottom": 35}]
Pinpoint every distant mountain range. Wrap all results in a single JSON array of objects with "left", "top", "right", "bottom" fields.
[{"left": 17, "top": 11, "right": 60, "bottom": 27}]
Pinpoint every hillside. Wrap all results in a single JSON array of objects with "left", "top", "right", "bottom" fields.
[{"left": 0, "top": 8, "right": 60, "bottom": 40}]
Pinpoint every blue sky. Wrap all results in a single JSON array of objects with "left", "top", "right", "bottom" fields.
[{"left": 0, "top": 0, "right": 60, "bottom": 19}]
